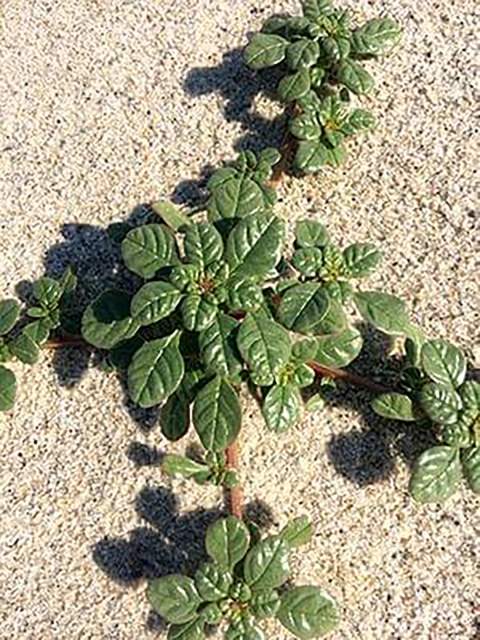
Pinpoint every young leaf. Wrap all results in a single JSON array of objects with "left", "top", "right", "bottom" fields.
[
  {"left": 292, "top": 247, "right": 323, "bottom": 277},
  {"left": 250, "top": 591, "right": 281, "bottom": 618},
  {"left": 23, "top": 319, "right": 52, "bottom": 345},
  {"left": 337, "top": 60, "right": 374, "bottom": 95},
  {"left": 131, "top": 282, "right": 183, "bottom": 326},
  {"left": 192, "top": 375, "right": 241, "bottom": 451},
  {"left": 462, "top": 447, "right": 480, "bottom": 494},
  {"left": 0, "top": 299, "right": 20, "bottom": 336},
  {"left": 184, "top": 222, "right": 224, "bottom": 268},
  {"left": 147, "top": 575, "right": 202, "bottom": 624},
  {"left": 459, "top": 380, "right": 480, "bottom": 412},
  {"left": 9, "top": 333, "right": 40, "bottom": 365},
  {"left": 152, "top": 199, "right": 191, "bottom": 231},
  {"left": 127, "top": 333, "right": 184, "bottom": 408},
  {"left": 277, "top": 586, "right": 339, "bottom": 638},
  {"left": 301, "top": 0, "right": 334, "bottom": 21},
  {"left": 205, "top": 516, "right": 250, "bottom": 569},
  {"left": 372, "top": 393, "right": 417, "bottom": 422},
  {"left": 286, "top": 39, "right": 320, "bottom": 70},
  {"left": 343, "top": 243, "right": 382, "bottom": 278},
  {"left": 122, "top": 224, "right": 179, "bottom": 279},
  {"left": 314, "top": 328, "right": 363, "bottom": 368},
  {"left": 225, "top": 619, "right": 265, "bottom": 640},
  {"left": 208, "top": 175, "right": 265, "bottom": 222},
  {"left": 244, "top": 536, "right": 290, "bottom": 591},
  {"left": 244, "top": 33, "right": 289, "bottom": 70},
  {"left": 199, "top": 314, "right": 242, "bottom": 380},
  {"left": 419, "top": 382, "right": 462, "bottom": 425},
  {"left": 294, "top": 139, "right": 329, "bottom": 173},
  {"left": 194, "top": 563, "right": 233, "bottom": 601},
  {"left": 162, "top": 455, "right": 209, "bottom": 479},
  {"left": 279, "top": 283, "right": 330, "bottom": 334},
  {"left": 82, "top": 290, "right": 140, "bottom": 349},
  {"left": 409, "top": 446, "right": 462, "bottom": 503},
  {"left": 33, "top": 277, "right": 62, "bottom": 309},
  {"left": 0, "top": 365, "right": 16, "bottom": 411},
  {"left": 278, "top": 69, "right": 311, "bottom": 103},
  {"left": 295, "top": 221, "right": 330, "bottom": 248},
  {"left": 289, "top": 114, "right": 322, "bottom": 141},
  {"left": 226, "top": 212, "right": 285, "bottom": 279},
  {"left": 421, "top": 339, "right": 466, "bottom": 388},
  {"left": 354, "top": 291, "right": 410, "bottom": 335},
  {"left": 237, "top": 313, "right": 291, "bottom": 386},
  {"left": 352, "top": 18, "right": 402, "bottom": 56},
  {"left": 181, "top": 295, "right": 218, "bottom": 332},
  {"left": 342, "top": 109, "right": 376, "bottom": 135},
  {"left": 280, "top": 516, "right": 314, "bottom": 548},
  {"left": 168, "top": 618, "right": 205, "bottom": 640},
  {"left": 262, "top": 384, "right": 301, "bottom": 433}
]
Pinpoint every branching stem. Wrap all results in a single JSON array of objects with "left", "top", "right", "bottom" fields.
[{"left": 307, "top": 360, "right": 393, "bottom": 394}]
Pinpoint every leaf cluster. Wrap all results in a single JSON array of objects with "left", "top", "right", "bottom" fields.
[{"left": 148, "top": 515, "right": 339, "bottom": 639}]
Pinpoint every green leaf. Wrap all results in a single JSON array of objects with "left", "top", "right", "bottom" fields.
[
  {"left": 192, "top": 376, "right": 241, "bottom": 451},
  {"left": 122, "top": 224, "right": 178, "bottom": 279},
  {"left": 279, "top": 283, "right": 330, "bottom": 334},
  {"left": 421, "top": 339, "right": 466, "bottom": 388},
  {"left": 280, "top": 516, "right": 314, "bottom": 548},
  {"left": 194, "top": 563, "right": 233, "bottom": 601},
  {"left": 237, "top": 313, "right": 291, "bottom": 386},
  {"left": 152, "top": 200, "right": 191, "bottom": 231},
  {"left": 286, "top": 39, "right": 320, "bottom": 70},
  {"left": 250, "top": 591, "right": 281, "bottom": 618},
  {"left": 342, "top": 109, "right": 376, "bottom": 135},
  {"left": 131, "top": 282, "right": 183, "bottom": 326},
  {"left": 409, "top": 446, "right": 462, "bottom": 503},
  {"left": 372, "top": 393, "right": 417, "bottom": 422},
  {"left": 227, "top": 277, "right": 263, "bottom": 314},
  {"left": 325, "top": 144, "right": 348, "bottom": 168},
  {"left": 184, "top": 222, "right": 224, "bottom": 267},
  {"left": 295, "top": 221, "right": 330, "bottom": 248},
  {"left": 322, "top": 36, "right": 350, "bottom": 62},
  {"left": 312, "top": 298, "right": 347, "bottom": 335},
  {"left": 338, "top": 60, "right": 374, "bottom": 95},
  {"left": 244, "top": 33, "right": 289, "bottom": 69},
  {"left": 263, "top": 384, "right": 301, "bottom": 433},
  {"left": 159, "top": 391, "right": 191, "bottom": 441},
  {"left": 33, "top": 277, "right": 62, "bottom": 309},
  {"left": 162, "top": 455, "right": 209, "bottom": 478},
  {"left": 108, "top": 336, "right": 144, "bottom": 371},
  {"left": 301, "top": 0, "right": 334, "bottom": 20},
  {"left": 0, "top": 365, "right": 16, "bottom": 411},
  {"left": 59, "top": 266, "right": 77, "bottom": 295},
  {"left": 278, "top": 69, "right": 311, "bottom": 103},
  {"left": 343, "top": 243, "right": 382, "bottom": 278},
  {"left": 459, "top": 380, "right": 480, "bottom": 412},
  {"left": 441, "top": 421, "right": 473, "bottom": 449},
  {"left": 168, "top": 618, "right": 205, "bottom": 640},
  {"left": 289, "top": 114, "right": 322, "bottom": 141},
  {"left": 277, "top": 586, "right": 339, "bottom": 638},
  {"left": 208, "top": 176, "right": 266, "bottom": 222},
  {"left": 0, "top": 299, "right": 20, "bottom": 335},
  {"left": 294, "top": 139, "right": 329, "bottom": 173},
  {"left": 462, "top": 447, "right": 480, "bottom": 494},
  {"left": 148, "top": 575, "right": 202, "bottom": 624},
  {"left": 82, "top": 290, "right": 140, "bottom": 349},
  {"left": 314, "top": 328, "right": 363, "bottom": 368},
  {"left": 226, "top": 212, "right": 285, "bottom": 279},
  {"left": 352, "top": 18, "right": 402, "bottom": 56},
  {"left": 205, "top": 516, "right": 250, "bottom": 569},
  {"left": 225, "top": 620, "right": 265, "bottom": 640},
  {"left": 181, "top": 295, "right": 218, "bottom": 332},
  {"left": 10, "top": 333, "right": 39, "bottom": 365},
  {"left": 23, "top": 319, "right": 52, "bottom": 345},
  {"left": 199, "top": 314, "right": 242, "bottom": 380},
  {"left": 292, "top": 248, "right": 323, "bottom": 277},
  {"left": 419, "top": 382, "right": 462, "bottom": 425},
  {"left": 244, "top": 536, "right": 290, "bottom": 591},
  {"left": 127, "top": 333, "right": 184, "bottom": 408},
  {"left": 354, "top": 291, "right": 410, "bottom": 335}
]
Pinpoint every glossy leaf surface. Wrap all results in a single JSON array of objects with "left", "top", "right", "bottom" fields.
[
  {"left": 262, "top": 384, "right": 301, "bottom": 433},
  {"left": 148, "top": 575, "right": 201, "bottom": 624},
  {"left": 277, "top": 586, "right": 339, "bottom": 638},
  {"left": 409, "top": 446, "right": 462, "bottom": 503},
  {"left": 244, "top": 536, "right": 290, "bottom": 591},
  {"left": 354, "top": 291, "right": 410, "bottom": 335},
  {"left": 0, "top": 299, "right": 20, "bottom": 336},
  {"left": 421, "top": 339, "right": 466, "bottom": 388},
  {"left": 131, "top": 282, "right": 183, "bottom": 326},
  {"left": 372, "top": 393, "right": 417, "bottom": 422},
  {"left": 82, "top": 290, "right": 140, "bottom": 349},
  {"left": 122, "top": 224, "right": 178, "bottom": 279},
  {"left": 0, "top": 365, "right": 16, "bottom": 411},
  {"left": 192, "top": 375, "right": 241, "bottom": 452},
  {"left": 205, "top": 516, "right": 250, "bottom": 569}
]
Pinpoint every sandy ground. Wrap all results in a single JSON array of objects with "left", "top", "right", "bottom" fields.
[{"left": 1, "top": 1, "right": 479, "bottom": 639}]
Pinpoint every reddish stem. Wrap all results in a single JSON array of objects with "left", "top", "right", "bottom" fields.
[
  {"left": 307, "top": 360, "right": 392, "bottom": 394},
  {"left": 225, "top": 443, "right": 244, "bottom": 519},
  {"left": 269, "top": 103, "right": 301, "bottom": 184},
  {"left": 44, "top": 335, "right": 86, "bottom": 349}
]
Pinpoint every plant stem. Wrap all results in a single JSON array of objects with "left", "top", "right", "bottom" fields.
[
  {"left": 44, "top": 335, "right": 86, "bottom": 349},
  {"left": 225, "top": 442, "right": 244, "bottom": 519},
  {"left": 270, "top": 103, "right": 301, "bottom": 184},
  {"left": 307, "top": 360, "right": 393, "bottom": 394}
]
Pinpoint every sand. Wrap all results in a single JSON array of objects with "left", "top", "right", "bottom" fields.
[{"left": 0, "top": 0, "right": 479, "bottom": 638}]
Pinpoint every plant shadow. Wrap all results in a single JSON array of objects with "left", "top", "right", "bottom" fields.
[{"left": 92, "top": 483, "right": 275, "bottom": 632}]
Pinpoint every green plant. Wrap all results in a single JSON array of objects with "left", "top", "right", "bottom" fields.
[
  {"left": 244, "top": 0, "right": 402, "bottom": 173},
  {"left": 1, "top": 2, "right": 478, "bottom": 639}
]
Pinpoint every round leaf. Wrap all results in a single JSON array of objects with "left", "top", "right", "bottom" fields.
[
  {"left": 208, "top": 176, "right": 265, "bottom": 222},
  {"left": 343, "top": 243, "right": 382, "bottom": 278},
  {"left": 372, "top": 392, "right": 417, "bottom": 422},
  {"left": 295, "top": 221, "right": 330, "bottom": 248},
  {"left": 279, "top": 283, "right": 330, "bottom": 334},
  {"left": 184, "top": 222, "right": 224, "bottom": 267},
  {"left": 0, "top": 299, "right": 20, "bottom": 336},
  {"left": 244, "top": 33, "right": 288, "bottom": 70},
  {"left": 192, "top": 376, "right": 241, "bottom": 451},
  {"left": 127, "top": 333, "right": 184, "bottom": 408},
  {"left": 278, "top": 69, "right": 311, "bottom": 103},
  {"left": 0, "top": 365, "right": 16, "bottom": 411},
  {"left": 131, "top": 282, "right": 183, "bottom": 326},
  {"left": 354, "top": 291, "right": 410, "bottom": 335},
  {"left": 147, "top": 575, "right": 201, "bottom": 624},
  {"left": 82, "top": 290, "right": 140, "bottom": 349},
  {"left": 337, "top": 60, "right": 374, "bottom": 95},
  {"left": 280, "top": 516, "right": 314, "bottom": 549},
  {"left": 289, "top": 114, "right": 322, "bottom": 141},
  {"left": 277, "top": 586, "right": 339, "bottom": 638},
  {"left": 194, "top": 563, "right": 233, "bottom": 601},
  {"left": 205, "top": 516, "right": 250, "bottom": 569},
  {"left": 294, "top": 139, "right": 328, "bottom": 173},
  {"left": 352, "top": 18, "right": 402, "bottom": 56},
  {"left": 314, "top": 328, "right": 363, "bottom": 368},
  {"left": 421, "top": 339, "right": 466, "bottom": 388},
  {"left": 286, "top": 39, "right": 320, "bottom": 70},
  {"left": 122, "top": 224, "right": 178, "bottom": 279},
  {"left": 419, "top": 382, "right": 462, "bottom": 425},
  {"left": 262, "top": 384, "right": 301, "bottom": 433},
  {"left": 168, "top": 618, "right": 205, "bottom": 640},
  {"left": 10, "top": 333, "right": 39, "bottom": 365},
  {"left": 199, "top": 314, "right": 242, "bottom": 380},
  {"left": 409, "top": 446, "right": 462, "bottom": 503},
  {"left": 244, "top": 536, "right": 290, "bottom": 591}
]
